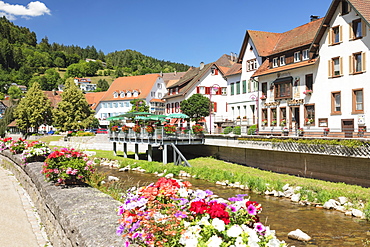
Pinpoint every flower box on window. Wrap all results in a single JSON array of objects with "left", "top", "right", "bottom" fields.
[
  {"left": 303, "top": 90, "right": 313, "bottom": 96},
  {"left": 260, "top": 95, "right": 267, "bottom": 100}
]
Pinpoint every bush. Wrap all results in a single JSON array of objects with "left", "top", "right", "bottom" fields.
[
  {"left": 77, "top": 131, "right": 95, "bottom": 136},
  {"left": 233, "top": 126, "right": 241, "bottom": 135},
  {"left": 223, "top": 126, "right": 233, "bottom": 134},
  {"left": 248, "top": 125, "right": 257, "bottom": 135}
]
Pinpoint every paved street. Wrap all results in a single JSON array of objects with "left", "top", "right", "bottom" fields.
[{"left": 0, "top": 166, "right": 50, "bottom": 247}]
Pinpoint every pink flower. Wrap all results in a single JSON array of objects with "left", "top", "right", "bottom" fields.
[
  {"left": 66, "top": 167, "right": 73, "bottom": 175},
  {"left": 247, "top": 204, "right": 257, "bottom": 215},
  {"left": 71, "top": 169, "right": 78, "bottom": 175},
  {"left": 254, "top": 222, "right": 266, "bottom": 233}
]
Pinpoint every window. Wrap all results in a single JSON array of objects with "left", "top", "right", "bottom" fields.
[
  {"left": 236, "top": 81, "right": 240, "bottom": 94},
  {"left": 246, "top": 59, "right": 257, "bottom": 71},
  {"left": 294, "top": 51, "right": 301, "bottom": 62},
  {"left": 280, "top": 56, "right": 285, "bottom": 66},
  {"left": 329, "top": 26, "right": 342, "bottom": 45},
  {"left": 120, "top": 92, "right": 125, "bottom": 98},
  {"left": 157, "top": 83, "right": 162, "bottom": 89},
  {"left": 272, "top": 58, "right": 278, "bottom": 68},
  {"left": 158, "top": 92, "right": 162, "bottom": 98},
  {"left": 274, "top": 79, "right": 292, "bottom": 99},
  {"left": 230, "top": 83, "right": 235, "bottom": 95},
  {"left": 221, "top": 87, "right": 227, "bottom": 95},
  {"left": 114, "top": 103, "right": 118, "bottom": 108},
  {"left": 304, "top": 104, "right": 315, "bottom": 125},
  {"left": 302, "top": 49, "right": 309, "bottom": 60},
  {"left": 305, "top": 74, "right": 313, "bottom": 90},
  {"left": 242, "top": 80, "right": 247, "bottom": 94},
  {"left": 119, "top": 102, "right": 124, "bottom": 107},
  {"left": 113, "top": 92, "right": 118, "bottom": 98},
  {"left": 151, "top": 92, "right": 156, "bottom": 97},
  {"left": 331, "top": 91, "right": 341, "bottom": 114},
  {"left": 261, "top": 82, "right": 267, "bottom": 96},
  {"left": 319, "top": 118, "right": 328, "bottom": 127},
  {"left": 350, "top": 19, "right": 366, "bottom": 40},
  {"left": 328, "top": 57, "right": 343, "bottom": 77},
  {"left": 280, "top": 107, "right": 287, "bottom": 126},
  {"left": 125, "top": 102, "right": 130, "bottom": 107},
  {"left": 211, "top": 68, "right": 219, "bottom": 75},
  {"left": 350, "top": 52, "right": 366, "bottom": 74},
  {"left": 341, "top": 0, "right": 350, "bottom": 15},
  {"left": 352, "top": 88, "right": 364, "bottom": 113},
  {"left": 261, "top": 109, "right": 268, "bottom": 124},
  {"left": 270, "top": 108, "right": 277, "bottom": 126}
]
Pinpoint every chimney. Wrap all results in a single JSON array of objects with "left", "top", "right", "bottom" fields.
[
  {"left": 310, "top": 15, "right": 319, "bottom": 22},
  {"left": 200, "top": 62, "right": 205, "bottom": 70}
]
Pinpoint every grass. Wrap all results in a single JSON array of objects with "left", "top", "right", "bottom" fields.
[
  {"left": 87, "top": 150, "right": 370, "bottom": 210},
  {"left": 37, "top": 135, "right": 63, "bottom": 144}
]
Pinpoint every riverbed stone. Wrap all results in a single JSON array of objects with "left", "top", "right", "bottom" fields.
[
  {"left": 291, "top": 193, "right": 301, "bottom": 202},
  {"left": 334, "top": 205, "right": 346, "bottom": 212},
  {"left": 282, "top": 184, "right": 290, "bottom": 191},
  {"left": 338, "top": 196, "right": 348, "bottom": 205},
  {"left": 165, "top": 173, "right": 174, "bottom": 178},
  {"left": 108, "top": 176, "right": 119, "bottom": 181},
  {"left": 288, "top": 229, "right": 311, "bottom": 241},
  {"left": 323, "top": 199, "right": 340, "bottom": 209},
  {"left": 351, "top": 209, "right": 364, "bottom": 218}
]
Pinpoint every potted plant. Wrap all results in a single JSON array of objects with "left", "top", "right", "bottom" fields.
[
  {"left": 41, "top": 148, "right": 95, "bottom": 185},
  {"left": 111, "top": 125, "right": 119, "bottom": 132},
  {"left": 192, "top": 124, "right": 204, "bottom": 135},
  {"left": 164, "top": 124, "right": 176, "bottom": 134},
  {"left": 236, "top": 116, "right": 241, "bottom": 120},
  {"left": 305, "top": 118, "right": 314, "bottom": 125},
  {"left": 271, "top": 119, "right": 277, "bottom": 126},
  {"left": 358, "top": 127, "right": 366, "bottom": 137},
  {"left": 282, "top": 127, "right": 289, "bottom": 136},
  {"left": 261, "top": 119, "right": 268, "bottom": 126},
  {"left": 121, "top": 125, "right": 129, "bottom": 133},
  {"left": 133, "top": 125, "right": 141, "bottom": 135},
  {"left": 280, "top": 119, "right": 286, "bottom": 126},
  {"left": 10, "top": 138, "right": 28, "bottom": 154},
  {"left": 298, "top": 127, "right": 304, "bottom": 136},
  {"left": 303, "top": 89, "right": 313, "bottom": 95},
  {"left": 260, "top": 95, "right": 267, "bottom": 100},
  {"left": 145, "top": 125, "right": 155, "bottom": 135},
  {"left": 323, "top": 127, "right": 330, "bottom": 136}
]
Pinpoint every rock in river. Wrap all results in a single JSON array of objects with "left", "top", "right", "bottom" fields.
[{"left": 288, "top": 229, "right": 311, "bottom": 241}]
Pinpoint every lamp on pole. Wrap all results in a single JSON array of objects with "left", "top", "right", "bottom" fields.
[{"left": 209, "top": 84, "right": 220, "bottom": 134}]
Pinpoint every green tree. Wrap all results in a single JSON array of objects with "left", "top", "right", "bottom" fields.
[
  {"left": 129, "top": 99, "right": 149, "bottom": 112},
  {"left": 13, "top": 82, "right": 53, "bottom": 134},
  {"left": 54, "top": 56, "right": 65, "bottom": 69},
  {"left": 7, "top": 85, "right": 23, "bottom": 99},
  {"left": 180, "top": 94, "right": 210, "bottom": 122},
  {"left": 0, "top": 103, "right": 16, "bottom": 137},
  {"left": 97, "top": 79, "right": 109, "bottom": 91},
  {"left": 53, "top": 80, "right": 95, "bottom": 131}
]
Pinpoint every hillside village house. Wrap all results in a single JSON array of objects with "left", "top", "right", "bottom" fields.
[
  {"left": 163, "top": 55, "right": 234, "bottom": 133},
  {"left": 249, "top": 0, "right": 369, "bottom": 138},
  {"left": 74, "top": 77, "right": 97, "bottom": 92},
  {"left": 94, "top": 74, "right": 167, "bottom": 125}
]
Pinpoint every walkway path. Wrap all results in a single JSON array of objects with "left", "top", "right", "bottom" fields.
[{"left": 0, "top": 165, "right": 51, "bottom": 247}]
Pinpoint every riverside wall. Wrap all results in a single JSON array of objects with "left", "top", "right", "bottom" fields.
[
  {"left": 0, "top": 151, "right": 123, "bottom": 247},
  {"left": 178, "top": 144, "right": 370, "bottom": 188}
]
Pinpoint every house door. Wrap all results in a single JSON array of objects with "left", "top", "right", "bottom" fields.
[
  {"left": 290, "top": 106, "right": 300, "bottom": 130},
  {"left": 342, "top": 119, "right": 354, "bottom": 138}
]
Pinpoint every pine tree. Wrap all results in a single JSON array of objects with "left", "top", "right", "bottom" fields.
[
  {"left": 13, "top": 82, "right": 53, "bottom": 133},
  {"left": 53, "top": 80, "right": 95, "bottom": 131}
]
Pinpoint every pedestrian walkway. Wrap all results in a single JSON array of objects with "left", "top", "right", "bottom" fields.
[{"left": 0, "top": 165, "right": 51, "bottom": 247}]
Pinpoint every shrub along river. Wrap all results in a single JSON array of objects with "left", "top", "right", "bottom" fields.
[{"left": 98, "top": 166, "right": 370, "bottom": 246}]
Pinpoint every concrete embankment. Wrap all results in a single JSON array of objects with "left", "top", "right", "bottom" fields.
[{"left": 0, "top": 150, "right": 123, "bottom": 247}]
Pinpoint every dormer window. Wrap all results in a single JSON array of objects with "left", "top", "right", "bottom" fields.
[
  {"left": 120, "top": 91, "right": 125, "bottom": 98},
  {"left": 211, "top": 68, "right": 219, "bottom": 75},
  {"left": 126, "top": 91, "right": 132, "bottom": 97},
  {"left": 169, "top": 88, "right": 173, "bottom": 95},
  {"left": 294, "top": 52, "right": 301, "bottom": 62},
  {"left": 302, "top": 49, "right": 309, "bottom": 60},
  {"left": 247, "top": 59, "right": 257, "bottom": 71},
  {"left": 175, "top": 87, "right": 179, "bottom": 94},
  {"left": 133, "top": 90, "right": 139, "bottom": 97},
  {"left": 341, "top": 0, "right": 350, "bottom": 15},
  {"left": 272, "top": 58, "right": 278, "bottom": 68},
  {"left": 280, "top": 56, "right": 286, "bottom": 66},
  {"left": 113, "top": 92, "right": 118, "bottom": 98}
]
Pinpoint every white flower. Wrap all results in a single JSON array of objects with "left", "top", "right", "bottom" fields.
[
  {"left": 207, "top": 235, "right": 223, "bottom": 247},
  {"left": 227, "top": 224, "right": 243, "bottom": 238},
  {"left": 241, "top": 225, "right": 260, "bottom": 244},
  {"left": 199, "top": 215, "right": 210, "bottom": 226},
  {"left": 267, "top": 238, "right": 285, "bottom": 247},
  {"left": 234, "top": 236, "right": 247, "bottom": 247},
  {"left": 178, "top": 188, "right": 188, "bottom": 197},
  {"left": 179, "top": 231, "right": 198, "bottom": 247},
  {"left": 211, "top": 218, "right": 225, "bottom": 232}
]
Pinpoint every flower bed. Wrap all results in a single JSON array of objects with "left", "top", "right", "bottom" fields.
[
  {"left": 22, "top": 141, "right": 51, "bottom": 163},
  {"left": 164, "top": 124, "right": 176, "bottom": 134},
  {"left": 10, "top": 138, "right": 28, "bottom": 154},
  {"left": 116, "top": 177, "right": 286, "bottom": 247},
  {"left": 42, "top": 148, "right": 95, "bottom": 185},
  {"left": 192, "top": 124, "right": 204, "bottom": 134},
  {"left": 0, "top": 137, "right": 13, "bottom": 151}
]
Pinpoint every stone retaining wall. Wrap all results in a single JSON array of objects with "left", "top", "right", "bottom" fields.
[
  {"left": 178, "top": 145, "right": 370, "bottom": 187},
  {"left": 0, "top": 151, "right": 123, "bottom": 247}
]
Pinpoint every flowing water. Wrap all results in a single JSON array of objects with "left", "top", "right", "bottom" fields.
[{"left": 98, "top": 166, "right": 370, "bottom": 246}]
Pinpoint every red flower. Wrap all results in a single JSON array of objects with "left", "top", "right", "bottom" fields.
[
  {"left": 207, "top": 201, "right": 230, "bottom": 224},
  {"left": 189, "top": 201, "right": 208, "bottom": 214}
]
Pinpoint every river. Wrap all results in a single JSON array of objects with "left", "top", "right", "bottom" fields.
[{"left": 98, "top": 166, "right": 370, "bottom": 246}]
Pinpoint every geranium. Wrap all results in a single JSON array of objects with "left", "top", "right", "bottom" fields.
[
  {"left": 121, "top": 125, "right": 129, "bottom": 133},
  {"left": 0, "top": 137, "right": 13, "bottom": 151},
  {"left": 260, "top": 95, "right": 266, "bottom": 100},
  {"left": 303, "top": 89, "right": 313, "bottom": 95},
  {"left": 9, "top": 138, "right": 28, "bottom": 154},
  {"left": 41, "top": 148, "right": 95, "bottom": 184},
  {"left": 116, "top": 177, "right": 286, "bottom": 247},
  {"left": 133, "top": 125, "right": 141, "bottom": 134},
  {"left": 323, "top": 127, "right": 330, "bottom": 132},
  {"left": 164, "top": 124, "right": 176, "bottom": 134},
  {"left": 111, "top": 125, "right": 119, "bottom": 131},
  {"left": 280, "top": 119, "right": 286, "bottom": 126},
  {"left": 192, "top": 124, "right": 204, "bottom": 134},
  {"left": 145, "top": 125, "right": 155, "bottom": 134},
  {"left": 22, "top": 141, "right": 51, "bottom": 163},
  {"left": 261, "top": 119, "right": 268, "bottom": 126}
]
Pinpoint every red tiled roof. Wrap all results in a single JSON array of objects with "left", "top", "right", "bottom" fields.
[
  {"left": 248, "top": 30, "right": 282, "bottom": 57},
  {"left": 224, "top": 63, "right": 242, "bottom": 77},
  {"left": 101, "top": 74, "right": 160, "bottom": 102},
  {"left": 150, "top": 98, "right": 165, "bottom": 103},
  {"left": 43, "top": 91, "right": 62, "bottom": 108},
  {"left": 84, "top": 92, "right": 106, "bottom": 110},
  {"left": 350, "top": 0, "right": 370, "bottom": 24}
]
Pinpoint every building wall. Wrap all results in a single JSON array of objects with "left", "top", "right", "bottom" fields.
[{"left": 315, "top": 4, "right": 370, "bottom": 134}]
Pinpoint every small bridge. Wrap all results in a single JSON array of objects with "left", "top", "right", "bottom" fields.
[{"left": 108, "top": 128, "right": 204, "bottom": 165}]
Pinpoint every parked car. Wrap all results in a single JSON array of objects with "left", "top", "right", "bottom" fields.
[
  {"left": 47, "top": 130, "right": 55, "bottom": 135},
  {"left": 85, "top": 128, "right": 98, "bottom": 134},
  {"left": 96, "top": 128, "right": 108, "bottom": 134}
]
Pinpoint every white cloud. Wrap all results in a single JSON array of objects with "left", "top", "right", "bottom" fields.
[{"left": 0, "top": 1, "right": 50, "bottom": 19}]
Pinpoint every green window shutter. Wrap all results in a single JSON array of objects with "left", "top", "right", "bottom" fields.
[
  {"left": 236, "top": 81, "right": 240, "bottom": 94},
  {"left": 242, "top": 80, "right": 247, "bottom": 93},
  {"left": 231, "top": 83, "right": 234, "bottom": 95}
]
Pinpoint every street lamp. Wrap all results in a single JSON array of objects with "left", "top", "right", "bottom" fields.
[{"left": 209, "top": 84, "right": 220, "bottom": 134}]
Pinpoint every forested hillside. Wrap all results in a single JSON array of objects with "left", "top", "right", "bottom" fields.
[{"left": 0, "top": 17, "right": 189, "bottom": 93}]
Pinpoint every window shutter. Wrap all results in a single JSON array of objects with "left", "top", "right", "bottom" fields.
[
  {"left": 362, "top": 20, "right": 367, "bottom": 37},
  {"left": 196, "top": 86, "right": 200, "bottom": 94},
  {"left": 349, "top": 22, "right": 354, "bottom": 40},
  {"left": 339, "top": 25, "right": 343, "bottom": 42},
  {"left": 226, "top": 102, "right": 228, "bottom": 112},
  {"left": 328, "top": 28, "right": 333, "bottom": 45},
  {"left": 215, "top": 69, "right": 218, "bottom": 75},
  {"left": 362, "top": 52, "right": 366, "bottom": 72},
  {"left": 328, "top": 60, "right": 333, "bottom": 77},
  {"left": 340, "top": 57, "right": 343, "bottom": 75},
  {"left": 349, "top": 55, "right": 354, "bottom": 74},
  {"left": 217, "top": 87, "right": 222, "bottom": 95},
  {"left": 205, "top": 87, "right": 210, "bottom": 95}
]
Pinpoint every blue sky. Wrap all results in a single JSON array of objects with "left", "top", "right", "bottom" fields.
[{"left": 1, "top": 0, "right": 332, "bottom": 67}]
